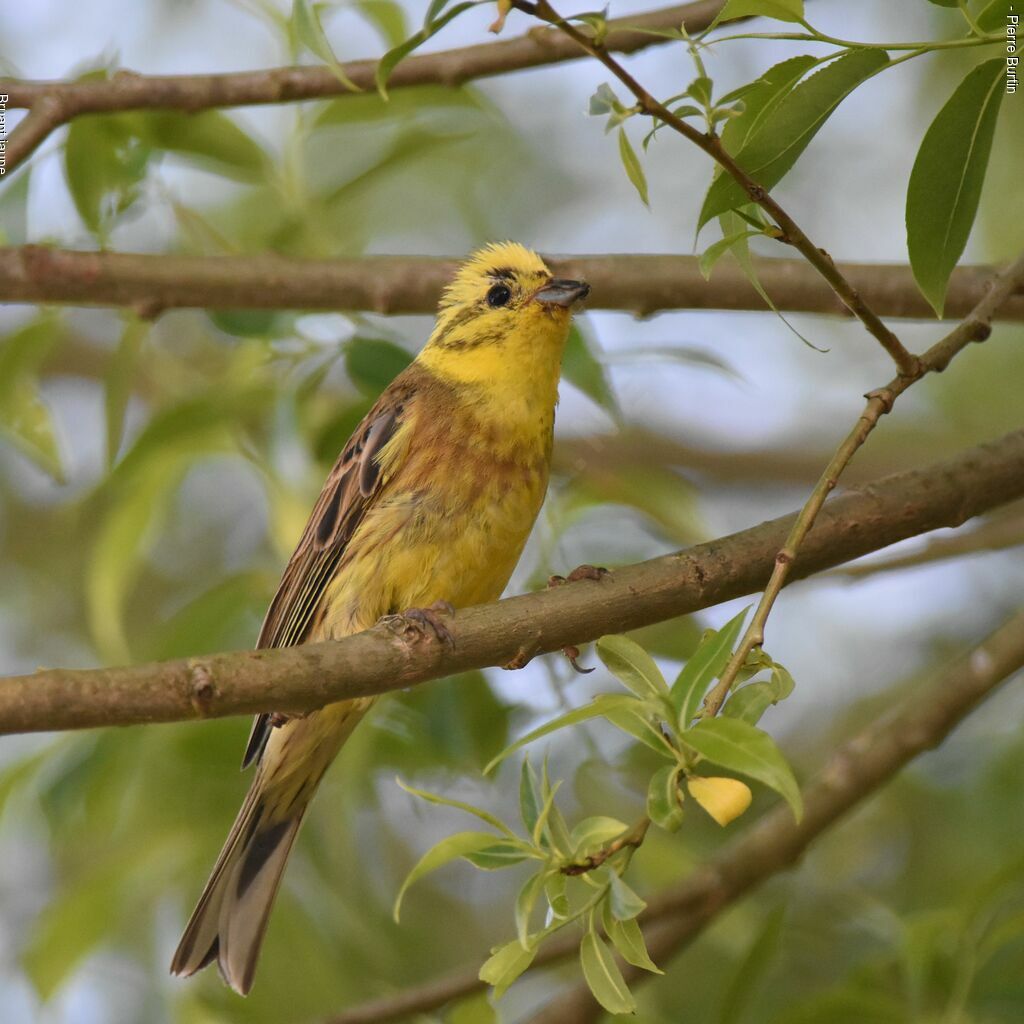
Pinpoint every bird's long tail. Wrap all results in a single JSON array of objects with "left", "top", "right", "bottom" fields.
[
  {"left": 171, "top": 701, "right": 370, "bottom": 995},
  {"left": 169, "top": 766, "right": 311, "bottom": 995}
]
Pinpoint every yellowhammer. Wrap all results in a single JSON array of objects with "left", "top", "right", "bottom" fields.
[{"left": 170, "top": 242, "right": 589, "bottom": 994}]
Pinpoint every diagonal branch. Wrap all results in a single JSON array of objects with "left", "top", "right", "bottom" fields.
[
  {"left": 0, "top": 1, "right": 725, "bottom": 177},
  {"left": 702, "top": 250, "right": 1024, "bottom": 717},
  {"left": 513, "top": 0, "right": 921, "bottom": 377},
  {"left": 2, "top": 428, "right": 1024, "bottom": 735},
  {"left": 2, "top": 246, "right": 1023, "bottom": 320}
]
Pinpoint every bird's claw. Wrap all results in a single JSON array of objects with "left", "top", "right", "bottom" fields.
[
  {"left": 547, "top": 564, "right": 609, "bottom": 588},
  {"left": 268, "top": 711, "right": 307, "bottom": 729},
  {"left": 562, "top": 644, "right": 594, "bottom": 674},
  {"left": 384, "top": 600, "right": 456, "bottom": 648}
]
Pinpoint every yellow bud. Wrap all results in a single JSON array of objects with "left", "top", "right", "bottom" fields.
[{"left": 686, "top": 776, "right": 752, "bottom": 827}]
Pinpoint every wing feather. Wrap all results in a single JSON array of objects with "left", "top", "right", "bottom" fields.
[{"left": 241, "top": 383, "right": 412, "bottom": 769}]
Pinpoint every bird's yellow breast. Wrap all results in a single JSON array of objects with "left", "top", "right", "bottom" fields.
[{"left": 316, "top": 366, "right": 554, "bottom": 639}]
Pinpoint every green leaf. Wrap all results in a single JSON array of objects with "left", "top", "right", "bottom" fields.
[
  {"left": 604, "top": 915, "right": 663, "bottom": 974},
  {"left": 519, "top": 758, "right": 541, "bottom": 835},
  {"left": 671, "top": 606, "right": 750, "bottom": 724},
  {"left": 617, "top": 127, "right": 650, "bottom": 206},
  {"left": 589, "top": 82, "right": 620, "bottom": 116},
  {"left": 515, "top": 869, "right": 549, "bottom": 947},
  {"left": 354, "top": 0, "right": 409, "bottom": 46},
  {"left": 699, "top": 48, "right": 889, "bottom": 228},
  {"left": 699, "top": 229, "right": 762, "bottom": 280},
  {"left": 647, "top": 763, "right": 684, "bottom": 832},
  {"left": 541, "top": 759, "right": 574, "bottom": 854},
  {"left": 345, "top": 337, "right": 412, "bottom": 396},
  {"left": 531, "top": 777, "right": 564, "bottom": 849},
  {"left": 608, "top": 873, "right": 647, "bottom": 921},
  {"left": 546, "top": 873, "right": 569, "bottom": 919},
  {"left": 977, "top": 0, "right": 1013, "bottom": 31},
  {"left": 681, "top": 717, "right": 802, "bottom": 821},
  {"left": 104, "top": 318, "right": 147, "bottom": 466},
  {"left": 569, "top": 816, "right": 629, "bottom": 857},
  {"left": 603, "top": 705, "right": 675, "bottom": 756},
  {"left": 906, "top": 59, "right": 1005, "bottom": 316},
  {"left": 563, "top": 324, "right": 619, "bottom": 418},
  {"left": 479, "top": 939, "right": 536, "bottom": 998},
  {"left": 393, "top": 831, "right": 500, "bottom": 921},
  {"left": 395, "top": 778, "right": 516, "bottom": 838},
  {"left": 713, "top": 0, "right": 805, "bottom": 24},
  {"left": 723, "top": 664, "right": 795, "bottom": 725},
  {"left": 484, "top": 695, "right": 643, "bottom": 774},
  {"left": 375, "top": 3, "right": 476, "bottom": 98},
  {"left": 293, "top": 0, "right": 362, "bottom": 91},
  {"left": 64, "top": 110, "right": 151, "bottom": 236},
  {"left": 463, "top": 842, "right": 532, "bottom": 870},
  {"left": 139, "top": 109, "right": 267, "bottom": 180},
  {"left": 580, "top": 924, "right": 637, "bottom": 1015},
  {"left": 597, "top": 634, "right": 669, "bottom": 699}
]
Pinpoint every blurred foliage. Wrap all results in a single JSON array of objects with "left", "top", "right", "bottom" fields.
[{"left": 0, "top": 0, "right": 1022, "bottom": 1022}]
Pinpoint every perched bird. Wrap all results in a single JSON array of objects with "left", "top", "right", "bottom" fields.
[{"left": 170, "top": 242, "right": 589, "bottom": 994}]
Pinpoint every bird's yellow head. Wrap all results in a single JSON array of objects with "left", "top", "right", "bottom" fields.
[{"left": 418, "top": 242, "right": 589, "bottom": 393}]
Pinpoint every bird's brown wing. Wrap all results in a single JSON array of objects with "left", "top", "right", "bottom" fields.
[{"left": 241, "top": 380, "right": 414, "bottom": 768}]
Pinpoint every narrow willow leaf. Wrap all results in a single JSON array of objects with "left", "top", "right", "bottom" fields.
[
  {"left": 546, "top": 873, "right": 569, "bottom": 919},
  {"left": 570, "top": 816, "right": 629, "bottom": 857},
  {"left": 713, "top": 0, "right": 804, "bottom": 25},
  {"left": 906, "top": 59, "right": 1005, "bottom": 316},
  {"left": 345, "top": 336, "right": 413, "bottom": 396},
  {"left": 597, "top": 633, "right": 669, "bottom": 698},
  {"left": 484, "top": 695, "right": 642, "bottom": 774},
  {"left": 605, "top": 914, "right": 663, "bottom": 973},
  {"left": 682, "top": 717, "right": 803, "bottom": 821},
  {"left": 719, "top": 56, "right": 818, "bottom": 156},
  {"left": 293, "top": 0, "right": 362, "bottom": 91},
  {"left": 394, "top": 831, "right": 499, "bottom": 921},
  {"left": 977, "top": 0, "right": 1013, "bottom": 31},
  {"left": 699, "top": 229, "right": 762, "bottom": 280},
  {"left": 355, "top": 0, "right": 409, "bottom": 46},
  {"left": 479, "top": 939, "right": 536, "bottom": 998},
  {"left": 531, "top": 778, "right": 564, "bottom": 849},
  {"left": 563, "top": 324, "right": 619, "bottom": 418},
  {"left": 699, "top": 48, "right": 889, "bottom": 228},
  {"left": 687, "top": 775, "right": 753, "bottom": 826},
  {"left": 672, "top": 605, "right": 750, "bottom": 723},
  {"left": 396, "top": 778, "right": 516, "bottom": 837},
  {"left": 541, "top": 759, "right": 574, "bottom": 854},
  {"left": 464, "top": 842, "right": 533, "bottom": 870},
  {"left": 617, "top": 127, "right": 649, "bottom": 206},
  {"left": 519, "top": 758, "right": 541, "bottom": 835},
  {"left": 375, "top": 3, "right": 475, "bottom": 98},
  {"left": 723, "top": 663, "right": 795, "bottom": 725},
  {"left": 515, "top": 869, "right": 549, "bottom": 947},
  {"left": 646, "top": 763, "right": 684, "bottom": 832},
  {"left": 104, "top": 318, "right": 147, "bottom": 466},
  {"left": 580, "top": 926, "right": 637, "bottom": 1014},
  {"left": 608, "top": 873, "right": 647, "bottom": 921},
  {"left": 603, "top": 705, "right": 675, "bottom": 756},
  {"left": 139, "top": 109, "right": 267, "bottom": 180}
]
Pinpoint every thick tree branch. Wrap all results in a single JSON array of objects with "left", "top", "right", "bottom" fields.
[
  {"left": 2, "top": 246, "right": 1023, "bottom": 320},
  {"left": 703, "top": 251, "right": 1024, "bottom": 717},
  {"left": 325, "top": 607, "right": 1024, "bottom": 1024},
  {"left": 3, "top": 429, "right": 1024, "bottom": 735},
  {"left": 0, "top": 2, "right": 724, "bottom": 176},
  {"left": 516, "top": 0, "right": 921, "bottom": 377}
]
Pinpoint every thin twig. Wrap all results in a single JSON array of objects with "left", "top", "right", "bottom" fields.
[
  {"left": 561, "top": 817, "right": 651, "bottom": 875},
  {"left": 512, "top": 0, "right": 921, "bottom": 378},
  {"left": 0, "top": 2, "right": 726, "bottom": 175},
  {"left": 702, "top": 251, "right": 1024, "bottom": 717},
  {"left": 325, "top": 608, "right": 1024, "bottom": 1024}
]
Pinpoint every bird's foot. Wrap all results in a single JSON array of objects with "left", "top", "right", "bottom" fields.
[
  {"left": 547, "top": 563, "right": 609, "bottom": 588},
  {"left": 544, "top": 565, "right": 607, "bottom": 672},
  {"left": 268, "top": 710, "right": 307, "bottom": 729},
  {"left": 383, "top": 600, "right": 456, "bottom": 648}
]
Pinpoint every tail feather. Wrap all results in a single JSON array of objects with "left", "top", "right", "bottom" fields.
[{"left": 170, "top": 778, "right": 306, "bottom": 995}]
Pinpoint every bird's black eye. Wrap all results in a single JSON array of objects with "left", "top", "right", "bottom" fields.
[{"left": 486, "top": 283, "right": 512, "bottom": 308}]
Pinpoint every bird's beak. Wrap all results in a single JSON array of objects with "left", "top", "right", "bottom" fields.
[{"left": 533, "top": 279, "right": 590, "bottom": 308}]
